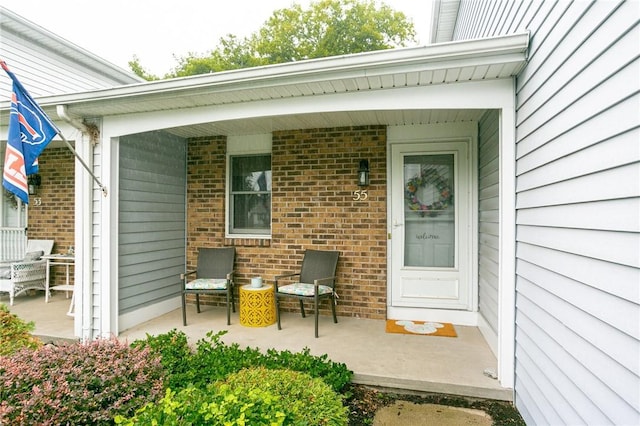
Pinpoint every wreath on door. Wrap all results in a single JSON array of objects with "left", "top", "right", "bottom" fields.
[{"left": 405, "top": 168, "right": 452, "bottom": 217}]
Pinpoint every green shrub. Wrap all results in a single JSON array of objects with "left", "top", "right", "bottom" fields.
[
  {"left": 261, "top": 347, "right": 353, "bottom": 393},
  {"left": 0, "top": 303, "right": 42, "bottom": 356},
  {"left": 116, "top": 367, "right": 348, "bottom": 426},
  {"left": 115, "top": 385, "right": 286, "bottom": 426},
  {"left": 133, "top": 329, "right": 353, "bottom": 392},
  {"left": 130, "top": 328, "right": 195, "bottom": 390},
  {"left": 0, "top": 337, "right": 164, "bottom": 425},
  {"left": 225, "top": 367, "right": 349, "bottom": 425}
]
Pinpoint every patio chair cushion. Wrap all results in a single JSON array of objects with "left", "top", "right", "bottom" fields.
[
  {"left": 185, "top": 278, "right": 228, "bottom": 290},
  {"left": 24, "top": 250, "right": 44, "bottom": 261},
  {"left": 278, "top": 282, "right": 333, "bottom": 297},
  {"left": 0, "top": 251, "right": 44, "bottom": 279}
]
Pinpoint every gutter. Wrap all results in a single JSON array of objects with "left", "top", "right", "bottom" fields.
[
  {"left": 56, "top": 104, "right": 89, "bottom": 133},
  {"left": 10, "top": 32, "right": 530, "bottom": 108}
]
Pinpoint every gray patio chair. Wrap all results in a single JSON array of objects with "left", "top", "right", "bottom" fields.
[
  {"left": 274, "top": 249, "right": 339, "bottom": 338},
  {"left": 181, "top": 247, "right": 235, "bottom": 326}
]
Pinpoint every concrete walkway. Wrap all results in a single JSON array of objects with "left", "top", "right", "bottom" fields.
[{"left": 373, "top": 401, "right": 493, "bottom": 425}]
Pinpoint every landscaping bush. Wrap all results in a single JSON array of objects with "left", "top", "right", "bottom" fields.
[
  {"left": 133, "top": 329, "right": 353, "bottom": 392},
  {"left": 130, "top": 328, "right": 195, "bottom": 390},
  {"left": 115, "top": 384, "right": 286, "bottom": 425},
  {"left": 0, "top": 303, "right": 42, "bottom": 356},
  {"left": 224, "top": 367, "right": 349, "bottom": 425},
  {"left": 116, "top": 367, "right": 348, "bottom": 426},
  {"left": 0, "top": 337, "right": 163, "bottom": 425},
  {"left": 260, "top": 347, "right": 352, "bottom": 393}
]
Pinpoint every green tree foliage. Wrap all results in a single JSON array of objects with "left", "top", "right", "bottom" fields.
[
  {"left": 128, "top": 55, "right": 160, "bottom": 81},
  {"left": 255, "top": 0, "right": 416, "bottom": 63},
  {"left": 172, "top": 34, "right": 267, "bottom": 77},
  {"left": 133, "top": 0, "right": 416, "bottom": 80}
]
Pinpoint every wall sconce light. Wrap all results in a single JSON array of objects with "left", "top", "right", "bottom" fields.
[
  {"left": 28, "top": 174, "right": 41, "bottom": 195},
  {"left": 358, "top": 159, "right": 370, "bottom": 186}
]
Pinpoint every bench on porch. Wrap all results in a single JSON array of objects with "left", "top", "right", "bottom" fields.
[{"left": 0, "top": 240, "right": 54, "bottom": 305}]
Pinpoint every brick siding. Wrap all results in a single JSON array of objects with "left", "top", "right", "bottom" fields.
[
  {"left": 26, "top": 127, "right": 389, "bottom": 318},
  {"left": 27, "top": 147, "right": 75, "bottom": 285},
  {"left": 186, "top": 126, "right": 388, "bottom": 319}
]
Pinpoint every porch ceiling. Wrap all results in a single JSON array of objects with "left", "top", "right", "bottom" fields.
[
  {"left": 161, "top": 109, "right": 488, "bottom": 138},
  {"left": 1, "top": 32, "right": 528, "bottom": 138}
]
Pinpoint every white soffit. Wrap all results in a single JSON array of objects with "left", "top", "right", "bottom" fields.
[{"left": 0, "top": 32, "right": 528, "bottom": 137}]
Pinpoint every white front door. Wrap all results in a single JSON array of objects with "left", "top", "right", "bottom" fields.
[{"left": 389, "top": 140, "right": 472, "bottom": 313}]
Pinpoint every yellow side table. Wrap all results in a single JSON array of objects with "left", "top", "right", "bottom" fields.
[{"left": 239, "top": 284, "right": 276, "bottom": 327}]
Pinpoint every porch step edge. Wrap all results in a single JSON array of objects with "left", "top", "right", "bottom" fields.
[{"left": 351, "top": 373, "right": 513, "bottom": 401}]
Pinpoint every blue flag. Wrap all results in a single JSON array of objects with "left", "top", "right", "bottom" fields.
[{"left": 2, "top": 61, "right": 58, "bottom": 204}]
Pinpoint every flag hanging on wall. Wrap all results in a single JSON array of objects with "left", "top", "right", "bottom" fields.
[{"left": 1, "top": 60, "right": 58, "bottom": 204}]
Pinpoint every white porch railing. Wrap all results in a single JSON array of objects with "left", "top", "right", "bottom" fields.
[{"left": 0, "top": 228, "right": 27, "bottom": 261}]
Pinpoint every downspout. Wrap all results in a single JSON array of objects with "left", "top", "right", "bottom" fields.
[
  {"left": 56, "top": 105, "right": 89, "bottom": 134},
  {"left": 56, "top": 105, "right": 94, "bottom": 341}
]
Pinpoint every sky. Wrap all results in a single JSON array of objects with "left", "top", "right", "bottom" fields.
[{"left": 1, "top": 0, "right": 433, "bottom": 77}]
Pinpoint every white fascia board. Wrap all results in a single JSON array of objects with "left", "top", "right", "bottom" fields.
[{"left": 5, "top": 32, "right": 528, "bottom": 110}]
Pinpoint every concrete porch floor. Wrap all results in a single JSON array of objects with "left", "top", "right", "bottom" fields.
[{"left": 5, "top": 292, "right": 512, "bottom": 401}]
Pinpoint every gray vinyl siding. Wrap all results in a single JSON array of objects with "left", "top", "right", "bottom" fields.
[
  {"left": 455, "top": 1, "right": 640, "bottom": 424},
  {"left": 477, "top": 110, "right": 500, "bottom": 337},
  {"left": 118, "top": 132, "right": 186, "bottom": 315}
]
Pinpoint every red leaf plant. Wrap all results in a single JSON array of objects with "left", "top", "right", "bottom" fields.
[{"left": 0, "top": 337, "right": 163, "bottom": 425}]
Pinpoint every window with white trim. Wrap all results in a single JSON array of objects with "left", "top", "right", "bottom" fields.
[{"left": 226, "top": 134, "right": 272, "bottom": 238}]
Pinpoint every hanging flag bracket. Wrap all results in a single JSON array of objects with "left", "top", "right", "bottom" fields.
[
  {"left": 59, "top": 133, "right": 108, "bottom": 197},
  {"left": 55, "top": 105, "right": 107, "bottom": 197}
]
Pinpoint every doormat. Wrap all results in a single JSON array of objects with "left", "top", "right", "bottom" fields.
[{"left": 385, "top": 320, "right": 457, "bottom": 337}]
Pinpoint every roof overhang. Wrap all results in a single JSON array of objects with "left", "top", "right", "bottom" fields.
[
  {"left": 430, "top": 0, "right": 461, "bottom": 43},
  {"left": 1, "top": 32, "right": 529, "bottom": 138}
]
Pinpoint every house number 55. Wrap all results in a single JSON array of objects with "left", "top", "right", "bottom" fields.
[{"left": 353, "top": 189, "right": 368, "bottom": 201}]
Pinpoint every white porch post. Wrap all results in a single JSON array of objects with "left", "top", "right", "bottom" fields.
[
  {"left": 70, "top": 119, "right": 113, "bottom": 341},
  {"left": 99, "top": 129, "right": 118, "bottom": 337},
  {"left": 498, "top": 84, "right": 517, "bottom": 390},
  {"left": 74, "top": 130, "right": 91, "bottom": 340}
]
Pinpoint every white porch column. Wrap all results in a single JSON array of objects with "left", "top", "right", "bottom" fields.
[
  {"left": 498, "top": 84, "right": 517, "bottom": 390},
  {"left": 73, "top": 129, "right": 91, "bottom": 340},
  {"left": 99, "top": 127, "right": 118, "bottom": 338}
]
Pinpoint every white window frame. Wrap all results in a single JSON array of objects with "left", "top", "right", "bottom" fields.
[
  {"left": 1, "top": 155, "right": 27, "bottom": 229},
  {"left": 225, "top": 134, "right": 272, "bottom": 239}
]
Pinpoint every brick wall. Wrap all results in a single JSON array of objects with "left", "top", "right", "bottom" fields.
[
  {"left": 186, "top": 126, "right": 388, "bottom": 319},
  {"left": 186, "top": 135, "right": 227, "bottom": 249},
  {"left": 27, "top": 147, "right": 75, "bottom": 285}
]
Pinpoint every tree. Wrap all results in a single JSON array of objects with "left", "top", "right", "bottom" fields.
[
  {"left": 132, "top": 0, "right": 416, "bottom": 80},
  {"left": 128, "top": 55, "right": 160, "bottom": 81},
  {"left": 171, "top": 35, "right": 268, "bottom": 78},
  {"left": 255, "top": 0, "right": 416, "bottom": 63}
]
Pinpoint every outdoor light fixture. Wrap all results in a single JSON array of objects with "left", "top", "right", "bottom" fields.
[
  {"left": 358, "top": 159, "right": 370, "bottom": 186},
  {"left": 28, "top": 174, "right": 41, "bottom": 195}
]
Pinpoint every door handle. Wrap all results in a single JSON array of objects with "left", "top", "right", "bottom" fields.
[{"left": 393, "top": 220, "right": 404, "bottom": 228}]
